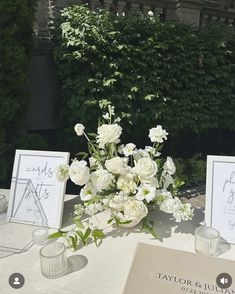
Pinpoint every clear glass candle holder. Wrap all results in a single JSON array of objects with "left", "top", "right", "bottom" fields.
[
  {"left": 195, "top": 226, "right": 220, "bottom": 256},
  {"left": 40, "top": 242, "right": 68, "bottom": 279},
  {"left": 32, "top": 228, "right": 48, "bottom": 245},
  {"left": 0, "top": 194, "right": 7, "bottom": 213}
]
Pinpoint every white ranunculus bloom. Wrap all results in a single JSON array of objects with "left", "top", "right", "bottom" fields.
[
  {"left": 159, "top": 197, "right": 181, "bottom": 214},
  {"left": 135, "top": 183, "right": 156, "bottom": 203},
  {"left": 134, "top": 157, "right": 158, "bottom": 180},
  {"left": 80, "top": 182, "right": 97, "bottom": 201},
  {"left": 69, "top": 160, "right": 90, "bottom": 186},
  {"left": 148, "top": 125, "right": 168, "bottom": 143},
  {"left": 105, "top": 156, "right": 127, "bottom": 175},
  {"left": 117, "top": 176, "right": 137, "bottom": 194},
  {"left": 91, "top": 168, "right": 113, "bottom": 191},
  {"left": 122, "top": 143, "right": 136, "bottom": 157},
  {"left": 97, "top": 123, "right": 122, "bottom": 148},
  {"left": 121, "top": 199, "right": 148, "bottom": 227},
  {"left": 74, "top": 123, "right": 85, "bottom": 136},
  {"left": 56, "top": 164, "right": 69, "bottom": 182},
  {"left": 163, "top": 156, "right": 176, "bottom": 175}
]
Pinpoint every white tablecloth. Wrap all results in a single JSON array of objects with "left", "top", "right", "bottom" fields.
[{"left": 0, "top": 189, "right": 235, "bottom": 294}]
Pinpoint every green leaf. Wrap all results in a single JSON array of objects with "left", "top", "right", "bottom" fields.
[
  {"left": 92, "top": 229, "right": 106, "bottom": 247},
  {"left": 84, "top": 227, "right": 91, "bottom": 243},
  {"left": 73, "top": 217, "right": 85, "bottom": 229},
  {"left": 141, "top": 219, "right": 158, "bottom": 239},
  {"left": 48, "top": 231, "right": 65, "bottom": 239},
  {"left": 69, "top": 235, "right": 78, "bottom": 250}
]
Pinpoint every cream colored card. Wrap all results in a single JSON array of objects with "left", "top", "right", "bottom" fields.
[{"left": 123, "top": 243, "right": 235, "bottom": 294}]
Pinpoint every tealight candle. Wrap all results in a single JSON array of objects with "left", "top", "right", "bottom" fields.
[
  {"left": 195, "top": 225, "right": 220, "bottom": 256},
  {"left": 32, "top": 228, "right": 48, "bottom": 245}
]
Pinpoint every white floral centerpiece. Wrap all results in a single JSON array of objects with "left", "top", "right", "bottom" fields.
[{"left": 50, "top": 105, "right": 193, "bottom": 249}]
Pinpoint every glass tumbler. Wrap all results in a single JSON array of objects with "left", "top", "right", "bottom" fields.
[
  {"left": 40, "top": 242, "right": 68, "bottom": 279},
  {"left": 195, "top": 225, "right": 220, "bottom": 256},
  {"left": 0, "top": 194, "right": 7, "bottom": 213}
]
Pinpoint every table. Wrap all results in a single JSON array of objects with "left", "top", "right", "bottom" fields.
[{"left": 0, "top": 189, "right": 235, "bottom": 294}]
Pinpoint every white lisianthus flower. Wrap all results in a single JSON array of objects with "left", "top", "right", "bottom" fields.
[
  {"left": 91, "top": 168, "right": 113, "bottom": 191},
  {"left": 119, "top": 199, "right": 148, "bottom": 228},
  {"left": 80, "top": 182, "right": 97, "bottom": 201},
  {"left": 56, "top": 164, "right": 69, "bottom": 182},
  {"left": 135, "top": 183, "right": 156, "bottom": 203},
  {"left": 85, "top": 203, "right": 103, "bottom": 216},
  {"left": 74, "top": 123, "right": 85, "bottom": 136},
  {"left": 105, "top": 157, "right": 127, "bottom": 175},
  {"left": 122, "top": 143, "right": 136, "bottom": 157},
  {"left": 69, "top": 160, "right": 90, "bottom": 186},
  {"left": 97, "top": 124, "right": 122, "bottom": 149},
  {"left": 163, "top": 156, "right": 176, "bottom": 175},
  {"left": 134, "top": 157, "right": 158, "bottom": 180},
  {"left": 159, "top": 197, "right": 182, "bottom": 214},
  {"left": 117, "top": 176, "right": 137, "bottom": 194},
  {"left": 149, "top": 125, "right": 168, "bottom": 143},
  {"left": 173, "top": 203, "right": 194, "bottom": 222}
]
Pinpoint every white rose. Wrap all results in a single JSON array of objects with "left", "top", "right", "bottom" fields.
[
  {"left": 163, "top": 157, "right": 176, "bottom": 175},
  {"left": 74, "top": 123, "right": 85, "bottom": 136},
  {"left": 121, "top": 199, "right": 148, "bottom": 228},
  {"left": 149, "top": 125, "right": 168, "bottom": 143},
  {"left": 91, "top": 168, "right": 113, "bottom": 191},
  {"left": 97, "top": 124, "right": 122, "bottom": 148},
  {"left": 56, "top": 164, "right": 69, "bottom": 182},
  {"left": 105, "top": 157, "right": 127, "bottom": 175},
  {"left": 80, "top": 182, "right": 97, "bottom": 201},
  {"left": 69, "top": 160, "right": 90, "bottom": 186},
  {"left": 134, "top": 157, "right": 158, "bottom": 180}
]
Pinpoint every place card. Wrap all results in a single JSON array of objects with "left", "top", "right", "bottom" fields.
[{"left": 123, "top": 243, "right": 235, "bottom": 294}]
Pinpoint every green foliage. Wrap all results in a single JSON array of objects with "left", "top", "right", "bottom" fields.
[
  {"left": 54, "top": 5, "right": 235, "bottom": 154},
  {"left": 175, "top": 154, "right": 206, "bottom": 189},
  {"left": 0, "top": 0, "right": 37, "bottom": 186}
]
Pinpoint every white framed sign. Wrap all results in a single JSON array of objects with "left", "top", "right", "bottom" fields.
[
  {"left": 7, "top": 150, "right": 70, "bottom": 229},
  {"left": 205, "top": 155, "right": 235, "bottom": 243}
]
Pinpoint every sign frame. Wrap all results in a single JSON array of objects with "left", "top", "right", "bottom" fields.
[
  {"left": 7, "top": 149, "right": 70, "bottom": 229},
  {"left": 205, "top": 155, "right": 235, "bottom": 244}
]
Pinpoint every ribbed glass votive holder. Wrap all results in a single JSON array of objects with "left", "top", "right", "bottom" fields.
[
  {"left": 40, "top": 242, "right": 68, "bottom": 279},
  {"left": 195, "top": 226, "right": 220, "bottom": 256}
]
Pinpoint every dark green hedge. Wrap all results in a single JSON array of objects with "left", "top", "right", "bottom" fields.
[
  {"left": 54, "top": 5, "right": 235, "bottom": 156},
  {"left": 0, "top": 0, "right": 38, "bottom": 185}
]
